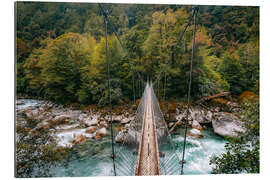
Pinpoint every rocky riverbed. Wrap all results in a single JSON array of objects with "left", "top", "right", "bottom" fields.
[
  {"left": 16, "top": 98, "right": 244, "bottom": 176},
  {"left": 16, "top": 97, "right": 245, "bottom": 148},
  {"left": 114, "top": 99, "right": 246, "bottom": 145},
  {"left": 16, "top": 99, "right": 135, "bottom": 148},
  {"left": 167, "top": 102, "right": 246, "bottom": 139}
]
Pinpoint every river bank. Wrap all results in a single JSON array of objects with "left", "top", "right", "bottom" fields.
[{"left": 15, "top": 97, "right": 244, "bottom": 176}]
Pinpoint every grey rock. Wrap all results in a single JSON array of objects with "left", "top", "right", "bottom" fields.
[
  {"left": 16, "top": 100, "right": 24, "bottom": 105},
  {"left": 203, "top": 111, "right": 213, "bottom": 123},
  {"left": 96, "top": 127, "right": 107, "bottom": 136},
  {"left": 25, "top": 109, "right": 40, "bottom": 119},
  {"left": 192, "top": 120, "right": 203, "bottom": 130},
  {"left": 188, "top": 128, "right": 203, "bottom": 138},
  {"left": 111, "top": 115, "right": 122, "bottom": 122},
  {"left": 212, "top": 112, "right": 245, "bottom": 138},
  {"left": 115, "top": 129, "right": 140, "bottom": 144},
  {"left": 121, "top": 117, "right": 133, "bottom": 124}
]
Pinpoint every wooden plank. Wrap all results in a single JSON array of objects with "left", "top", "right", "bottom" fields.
[{"left": 135, "top": 85, "right": 161, "bottom": 176}]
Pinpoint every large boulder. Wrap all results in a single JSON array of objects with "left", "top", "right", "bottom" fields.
[
  {"left": 31, "top": 121, "right": 51, "bottom": 133},
  {"left": 212, "top": 112, "right": 245, "bottom": 138},
  {"left": 24, "top": 108, "right": 40, "bottom": 120},
  {"left": 115, "top": 129, "right": 139, "bottom": 144},
  {"left": 190, "top": 108, "right": 204, "bottom": 123},
  {"left": 16, "top": 99, "right": 24, "bottom": 105},
  {"left": 96, "top": 127, "right": 107, "bottom": 136},
  {"left": 84, "top": 116, "right": 98, "bottom": 126},
  {"left": 121, "top": 117, "right": 133, "bottom": 124},
  {"left": 50, "top": 115, "right": 71, "bottom": 125},
  {"left": 192, "top": 120, "right": 203, "bottom": 130},
  {"left": 85, "top": 126, "right": 97, "bottom": 134},
  {"left": 36, "top": 112, "right": 52, "bottom": 121},
  {"left": 203, "top": 111, "right": 213, "bottom": 123},
  {"left": 187, "top": 128, "right": 203, "bottom": 138},
  {"left": 115, "top": 130, "right": 125, "bottom": 143},
  {"left": 190, "top": 108, "right": 213, "bottom": 124},
  {"left": 72, "top": 134, "right": 88, "bottom": 146},
  {"left": 112, "top": 115, "right": 122, "bottom": 122},
  {"left": 99, "top": 121, "right": 109, "bottom": 128}
]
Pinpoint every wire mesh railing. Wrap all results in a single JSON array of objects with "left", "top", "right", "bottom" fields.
[
  {"left": 150, "top": 83, "right": 181, "bottom": 175},
  {"left": 113, "top": 84, "right": 147, "bottom": 175},
  {"left": 113, "top": 83, "right": 180, "bottom": 176},
  {"left": 135, "top": 84, "right": 161, "bottom": 176}
]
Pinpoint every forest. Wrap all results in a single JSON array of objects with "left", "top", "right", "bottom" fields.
[
  {"left": 16, "top": 2, "right": 259, "bottom": 105},
  {"left": 15, "top": 2, "right": 259, "bottom": 176}
]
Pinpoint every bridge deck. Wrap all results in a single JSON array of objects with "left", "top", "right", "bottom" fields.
[{"left": 135, "top": 85, "right": 161, "bottom": 176}]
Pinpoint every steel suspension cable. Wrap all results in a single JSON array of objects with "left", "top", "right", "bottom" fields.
[
  {"left": 98, "top": 3, "right": 145, "bottom": 85},
  {"left": 171, "top": 8, "right": 196, "bottom": 64},
  {"left": 98, "top": 3, "right": 145, "bottom": 109},
  {"left": 104, "top": 18, "right": 117, "bottom": 176},
  {"left": 181, "top": 6, "right": 198, "bottom": 175},
  {"left": 152, "top": 8, "right": 196, "bottom": 87},
  {"left": 157, "top": 76, "right": 159, "bottom": 98},
  {"left": 163, "top": 71, "right": 167, "bottom": 101},
  {"left": 132, "top": 73, "right": 136, "bottom": 105},
  {"left": 138, "top": 78, "right": 140, "bottom": 99}
]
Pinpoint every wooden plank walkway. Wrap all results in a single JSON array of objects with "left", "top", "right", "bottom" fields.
[{"left": 135, "top": 85, "right": 161, "bottom": 176}]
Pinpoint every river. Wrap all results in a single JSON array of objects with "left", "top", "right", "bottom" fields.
[{"left": 16, "top": 99, "right": 228, "bottom": 177}]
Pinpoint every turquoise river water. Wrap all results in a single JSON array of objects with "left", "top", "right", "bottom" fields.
[{"left": 17, "top": 99, "right": 228, "bottom": 177}]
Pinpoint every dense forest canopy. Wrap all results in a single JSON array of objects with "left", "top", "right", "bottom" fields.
[{"left": 16, "top": 2, "right": 259, "bottom": 105}]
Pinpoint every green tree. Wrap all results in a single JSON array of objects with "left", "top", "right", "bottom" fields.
[
  {"left": 237, "top": 41, "right": 259, "bottom": 94},
  {"left": 24, "top": 33, "right": 94, "bottom": 103},
  {"left": 17, "top": 3, "right": 259, "bottom": 103},
  {"left": 78, "top": 35, "right": 125, "bottom": 105},
  {"left": 210, "top": 99, "right": 259, "bottom": 174},
  {"left": 16, "top": 112, "right": 70, "bottom": 177},
  {"left": 217, "top": 52, "right": 246, "bottom": 94},
  {"left": 16, "top": 38, "right": 32, "bottom": 95},
  {"left": 41, "top": 33, "right": 92, "bottom": 103},
  {"left": 84, "top": 15, "right": 104, "bottom": 41}
]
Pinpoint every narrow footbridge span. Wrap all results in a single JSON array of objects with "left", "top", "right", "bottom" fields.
[
  {"left": 114, "top": 83, "right": 181, "bottom": 176},
  {"left": 98, "top": 4, "right": 199, "bottom": 176},
  {"left": 135, "top": 84, "right": 161, "bottom": 175}
]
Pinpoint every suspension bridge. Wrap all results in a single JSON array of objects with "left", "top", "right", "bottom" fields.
[
  {"left": 135, "top": 83, "right": 161, "bottom": 175},
  {"left": 98, "top": 4, "right": 199, "bottom": 176}
]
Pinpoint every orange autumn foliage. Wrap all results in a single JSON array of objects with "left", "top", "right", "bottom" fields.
[
  {"left": 212, "top": 98, "right": 229, "bottom": 105},
  {"left": 238, "top": 91, "right": 258, "bottom": 101}
]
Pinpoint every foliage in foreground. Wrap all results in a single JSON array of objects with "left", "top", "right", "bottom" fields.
[
  {"left": 210, "top": 100, "right": 259, "bottom": 174},
  {"left": 16, "top": 113, "right": 70, "bottom": 177}
]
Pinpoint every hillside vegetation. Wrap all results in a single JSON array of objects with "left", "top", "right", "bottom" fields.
[{"left": 16, "top": 2, "right": 259, "bottom": 105}]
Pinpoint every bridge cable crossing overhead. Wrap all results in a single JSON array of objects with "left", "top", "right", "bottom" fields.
[
  {"left": 181, "top": 6, "right": 199, "bottom": 175},
  {"left": 98, "top": 4, "right": 199, "bottom": 176},
  {"left": 152, "top": 7, "right": 197, "bottom": 88},
  {"left": 152, "top": 7, "right": 198, "bottom": 102},
  {"left": 104, "top": 17, "right": 117, "bottom": 176},
  {"left": 98, "top": 3, "right": 145, "bottom": 87}
]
